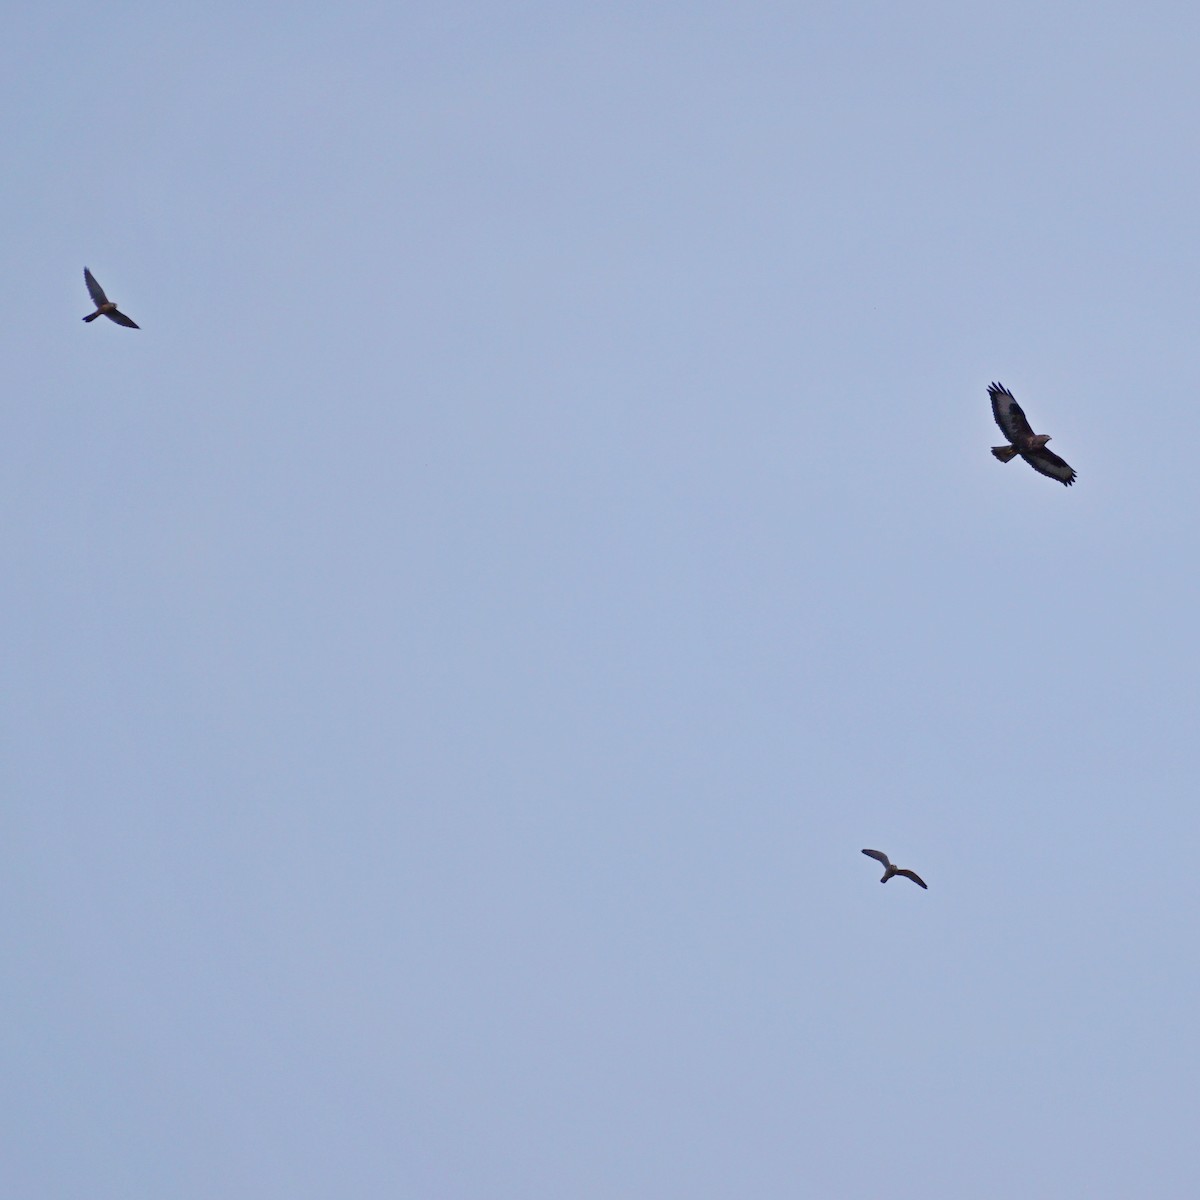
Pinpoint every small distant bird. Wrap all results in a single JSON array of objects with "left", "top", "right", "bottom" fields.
[
  {"left": 82, "top": 267, "right": 139, "bottom": 329},
  {"left": 861, "top": 848, "right": 927, "bottom": 889},
  {"left": 988, "top": 383, "right": 1075, "bottom": 486}
]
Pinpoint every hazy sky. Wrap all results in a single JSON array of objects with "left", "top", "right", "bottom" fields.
[{"left": 6, "top": 4, "right": 1200, "bottom": 1197}]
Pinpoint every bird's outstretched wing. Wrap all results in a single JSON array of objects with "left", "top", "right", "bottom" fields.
[
  {"left": 861, "top": 849, "right": 891, "bottom": 868},
  {"left": 894, "top": 869, "right": 927, "bottom": 889},
  {"left": 989, "top": 383, "right": 1035, "bottom": 444},
  {"left": 84, "top": 267, "right": 108, "bottom": 307},
  {"left": 106, "top": 309, "right": 140, "bottom": 329},
  {"left": 1022, "top": 445, "right": 1076, "bottom": 486}
]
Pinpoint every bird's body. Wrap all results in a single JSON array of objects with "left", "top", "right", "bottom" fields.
[
  {"left": 988, "top": 383, "right": 1075, "bottom": 486},
  {"left": 861, "top": 848, "right": 927, "bottom": 889},
  {"left": 82, "top": 267, "right": 139, "bottom": 329}
]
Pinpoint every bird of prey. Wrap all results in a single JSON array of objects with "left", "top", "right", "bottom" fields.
[
  {"left": 861, "top": 848, "right": 927, "bottom": 889},
  {"left": 988, "top": 383, "right": 1075, "bottom": 485},
  {"left": 82, "top": 267, "right": 139, "bottom": 329}
]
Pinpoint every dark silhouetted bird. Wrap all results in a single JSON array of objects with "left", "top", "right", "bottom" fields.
[
  {"left": 861, "top": 848, "right": 927, "bottom": 889},
  {"left": 82, "top": 267, "right": 139, "bottom": 329},
  {"left": 988, "top": 383, "right": 1075, "bottom": 485}
]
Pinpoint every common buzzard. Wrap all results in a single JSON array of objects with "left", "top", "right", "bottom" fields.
[
  {"left": 861, "top": 848, "right": 927, "bottom": 889},
  {"left": 989, "top": 383, "right": 1074, "bottom": 486},
  {"left": 82, "top": 267, "right": 139, "bottom": 329}
]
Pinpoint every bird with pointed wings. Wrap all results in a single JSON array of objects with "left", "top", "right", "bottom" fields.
[
  {"left": 861, "top": 849, "right": 927, "bottom": 889},
  {"left": 82, "top": 267, "right": 139, "bottom": 329},
  {"left": 989, "top": 383, "right": 1075, "bottom": 485}
]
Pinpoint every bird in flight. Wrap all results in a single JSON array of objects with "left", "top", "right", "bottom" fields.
[
  {"left": 988, "top": 383, "right": 1075, "bottom": 485},
  {"left": 861, "top": 848, "right": 927, "bottom": 889},
  {"left": 82, "top": 267, "right": 140, "bottom": 329}
]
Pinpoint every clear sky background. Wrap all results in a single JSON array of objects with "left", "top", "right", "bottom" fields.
[{"left": 5, "top": 4, "right": 1200, "bottom": 1197}]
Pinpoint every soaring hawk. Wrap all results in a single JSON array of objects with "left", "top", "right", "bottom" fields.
[
  {"left": 82, "top": 267, "right": 140, "bottom": 329},
  {"left": 989, "top": 383, "right": 1075, "bottom": 485}
]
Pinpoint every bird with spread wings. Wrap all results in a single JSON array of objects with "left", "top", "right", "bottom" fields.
[
  {"left": 82, "top": 267, "right": 140, "bottom": 329},
  {"left": 861, "top": 849, "right": 927, "bottom": 889},
  {"left": 989, "top": 383, "right": 1075, "bottom": 486}
]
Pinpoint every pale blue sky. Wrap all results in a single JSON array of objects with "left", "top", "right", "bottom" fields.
[{"left": 5, "top": 4, "right": 1200, "bottom": 1197}]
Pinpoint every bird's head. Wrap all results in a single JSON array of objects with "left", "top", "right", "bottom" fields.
[{"left": 1032, "top": 433, "right": 1052, "bottom": 448}]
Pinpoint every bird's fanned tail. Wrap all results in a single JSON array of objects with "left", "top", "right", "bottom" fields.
[{"left": 991, "top": 444, "right": 1020, "bottom": 463}]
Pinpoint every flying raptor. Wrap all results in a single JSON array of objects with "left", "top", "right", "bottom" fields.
[
  {"left": 988, "top": 383, "right": 1075, "bottom": 485},
  {"left": 861, "top": 849, "right": 927, "bottom": 889},
  {"left": 82, "top": 267, "right": 139, "bottom": 329}
]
